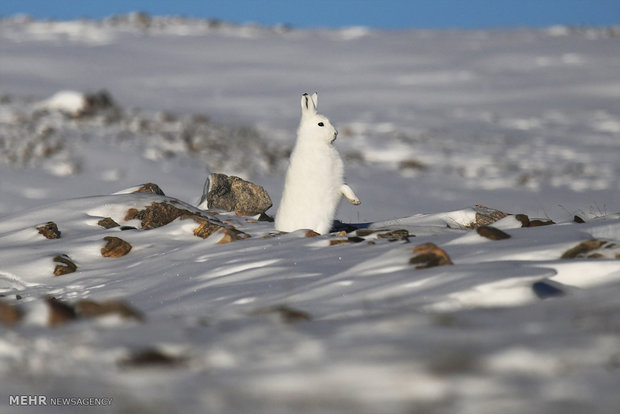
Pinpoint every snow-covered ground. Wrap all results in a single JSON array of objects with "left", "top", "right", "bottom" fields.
[{"left": 1, "top": 15, "right": 619, "bottom": 413}]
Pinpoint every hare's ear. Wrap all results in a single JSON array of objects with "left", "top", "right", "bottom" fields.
[
  {"left": 310, "top": 92, "right": 318, "bottom": 109},
  {"left": 301, "top": 93, "right": 317, "bottom": 116}
]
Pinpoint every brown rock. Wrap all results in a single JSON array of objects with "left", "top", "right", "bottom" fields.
[
  {"left": 377, "top": 229, "right": 410, "bottom": 241},
  {"left": 202, "top": 173, "right": 272, "bottom": 215},
  {"left": 119, "top": 348, "right": 187, "bottom": 369},
  {"left": 476, "top": 226, "right": 511, "bottom": 240},
  {"left": 410, "top": 242, "right": 453, "bottom": 269},
  {"left": 515, "top": 214, "right": 530, "bottom": 227},
  {"left": 529, "top": 219, "right": 555, "bottom": 227},
  {"left": 305, "top": 230, "right": 320, "bottom": 237},
  {"left": 329, "top": 237, "right": 365, "bottom": 246},
  {"left": 37, "top": 221, "right": 61, "bottom": 239},
  {"left": 561, "top": 240, "right": 606, "bottom": 259},
  {"left": 217, "top": 228, "right": 250, "bottom": 244},
  {"left": 53, "top": 255, "right": 77, "bottom": 276},
  {"left": 469, "top": 205, "right": 509, "bottom": 228},
  {"left": 75, "top": 299, "right": 143, "bottom": 321},
  {"left": 184, "top": 215, "right": 249, "bottom": 243},
  {"left": 125, "top": 202, "right": 194, "bottom": 229},
  {"left": 45, "top": 296, "right": 77, "bottom": 326},
  {"left": 0, "top": 300, "right": 23, "bottom": 326},
  {"left": 125, "top": 201, "right": 249, "bottom": 242},
  {"left": 101, "top": 236, "right": 132, "bottom": 257},
  {"left": 98, "top": 217, "right": 120, "bottom": 229},
  {"left": 132, "top": 183, "right": 165, "bottom": 196},
  {"left": 398, "top": 158, "right": 427, "bottom": 171}
]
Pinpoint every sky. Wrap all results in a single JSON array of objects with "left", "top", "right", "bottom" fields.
[{"left": 1, "top": 0, "right": 619, "bottom": 29}]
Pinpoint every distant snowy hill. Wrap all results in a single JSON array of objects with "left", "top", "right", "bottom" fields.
[{"left": 1, "top": 16, "right": 619, "bottom": 414}]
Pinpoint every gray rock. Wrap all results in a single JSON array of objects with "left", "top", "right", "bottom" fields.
[{"left": 200, "top": 173, "right": 272, "bottom": 215}]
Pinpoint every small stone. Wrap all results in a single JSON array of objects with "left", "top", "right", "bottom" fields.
[
  {"left": 119, "top": 348, "right": 187, "bottom": 369},
  {"left": 0, "top": 300, "right": 23, "bottom": 326},
  {"left": 98, "top": 217, "right": 120, "bottom": 229},
  {"left": 75, "top": 299, "right": 143, "bottom": 321},
  {"left": 185, "top": 215, "right": 249, "bottom": 243},
  {"left": 53, "top": 255, "right": 77, "bottom": 276},
  {"left": 515, "top": 214, "right": 530, "bottom": 227},
  {"left": 573, "top": 215, "right": 585, "bottom": 223},
  {"left": 470, "top": 205, "right": 509, "bottom": 228},
  {"left": 410, "top": 242, "right": 453, "bottom": 269},
  {"left": 101, "top": 236, "right": 132, "bottom": 257},
  {"left": 253, "top": 305, "right": 312, "bottom": 324},
  {"left": 258, "top": 213, "right": 274, "bottom": 222},
  {"left": 217, "top": 228, "right": 250, "bottom": 244},
  {"left": 529, "top": 219, "right": 555, "bottom": 227},
  {"left": 37, "top": 221, "right": 61, "bottom": 239},
  {"left": 202, "top": 173, "right": 272, "bottom": 215},
  {"left": 45, "top": 296, "right": 77, "bottom": 326},
  {"left": 305, "top": 230, "right": 320, "bottom": 237},
  {"left": 132, "top": 183, "right": 165, "bottom": 196},
  {"left": 329, "top": 237, "right": 365, "bottom": 246},
  {"left": 476, "top": 226, "right": 511, "bottom": 240},
  {"left": 561, "top": 240, "right": 605, "bottom": 259},
  {"left": 376, "top": 229, "right": 410, "bottom": 241},
  {"left": 355, "top": 229, "right": 378, "bottom": 237},
  {"left": 532, "top": 280, "right": 566, "bottom": 299}
]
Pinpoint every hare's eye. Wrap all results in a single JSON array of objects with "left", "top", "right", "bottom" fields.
[{"left": 318, "top": 122, "right": 324, "bottom": 127}]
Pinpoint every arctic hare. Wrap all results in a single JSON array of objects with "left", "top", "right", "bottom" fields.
[{"left": 275, "top": 93, "right": 360, "bottom": 234}]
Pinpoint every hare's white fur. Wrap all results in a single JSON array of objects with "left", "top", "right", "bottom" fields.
[{"left": 275, "top": 93, "right": 360, "bottom": 234}]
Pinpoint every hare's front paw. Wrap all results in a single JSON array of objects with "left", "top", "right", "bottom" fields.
[{"left": 341, "top": 184, "right": 361, "bottom": 205}]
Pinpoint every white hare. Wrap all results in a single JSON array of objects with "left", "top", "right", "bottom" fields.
[{"left": 275, "top": 93, "right": 360, "bottom": 234}]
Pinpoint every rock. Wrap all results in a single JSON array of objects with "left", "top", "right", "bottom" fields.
[
  {"left": 305, "top": 230, "right": 320, "bottom": 237},
  {"left": 101, "top": 236, "right": 132, "bottom": 257},
  {"left": 329, "top": 237, "right": 365, "bottom": 246},
  {"left": 476, "top": 225, "right": 511, "bottom": 240},
  {"left": 183, "top": 215, "right": 249, "bottom": 243},
  {"left": 529, "top": 219, "right": 555, "bottom": 227},
  {"left": 515, "top": 214, "right": 530, "bottom": 227},
  {"left": 574, "top": 215, "right": 585, "bottom": 223},
  {"left": 258, "top": 213, "right": 274, "bottom": 222},
  {"left": 53, "top": 254, "right": 77, "bottom": 276},
  {"left": 253, "top": 305, "right": 312, "bottom": 324},
  {"left": 75, "top": 299, "right": 143, "bottom": 321},
  {"left": 0, "top": 300, "right": 23, "bottom": 326},
  {"left": 514, "top": 214, "right": 555, "bottom": 227},
  {"left": 410, "top": 242, "right": 453, "bottom": 269},
  {"left": 45, "top": 297, "right": 77, "bottom": 326},
  {"left": 125, "top": 201, "right": 193, "bottom": 229},
  {"left": 98, "top": 217, "right": 120, "bottom": 229},
  {"left": 118, "top": 347, "right": 187, "bottom": 369},
  {"left": 125, "top": 201, "right": 249, "bottom": 242},
  {"left": 37, "top": 221, "right": 61, "bottom": 239},
  {"left": 217, "top": 227, "right": 250, "bottom": 244},
  {"left": 201, "top": 173, "right": 272, "bottom": 215},
  {"left": 83, "top": 90, "right": 116, "bottom": 115},
  {"left": 132, "top": 182, "right": 165, "bottom": 196},
  {"left": 376, "top": 229, "right": 410, "bottom": 241},
  {"left": 469, "top": 205, "right": 509, "bottom": 228},
  {"left": 532, "top": 280, "right": 566, "bottom": 299},
  {"left": 398, "top": 158, "right": 427, "bottom": 171},
  {"left": 561, "top": 240, "right": 606, "bottom": 259}
]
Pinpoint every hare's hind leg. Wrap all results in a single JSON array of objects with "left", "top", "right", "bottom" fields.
[{"left": 341, "top": 184, "right": 360, "bottom": 205}]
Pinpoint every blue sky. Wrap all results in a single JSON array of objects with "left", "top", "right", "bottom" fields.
[{"left": 1, "top": 0, "right": 618, "bottom": 29}]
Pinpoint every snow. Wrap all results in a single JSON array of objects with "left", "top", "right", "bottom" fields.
[{"left": 1, "top": 15, "right": 620, "bottom": 413}]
